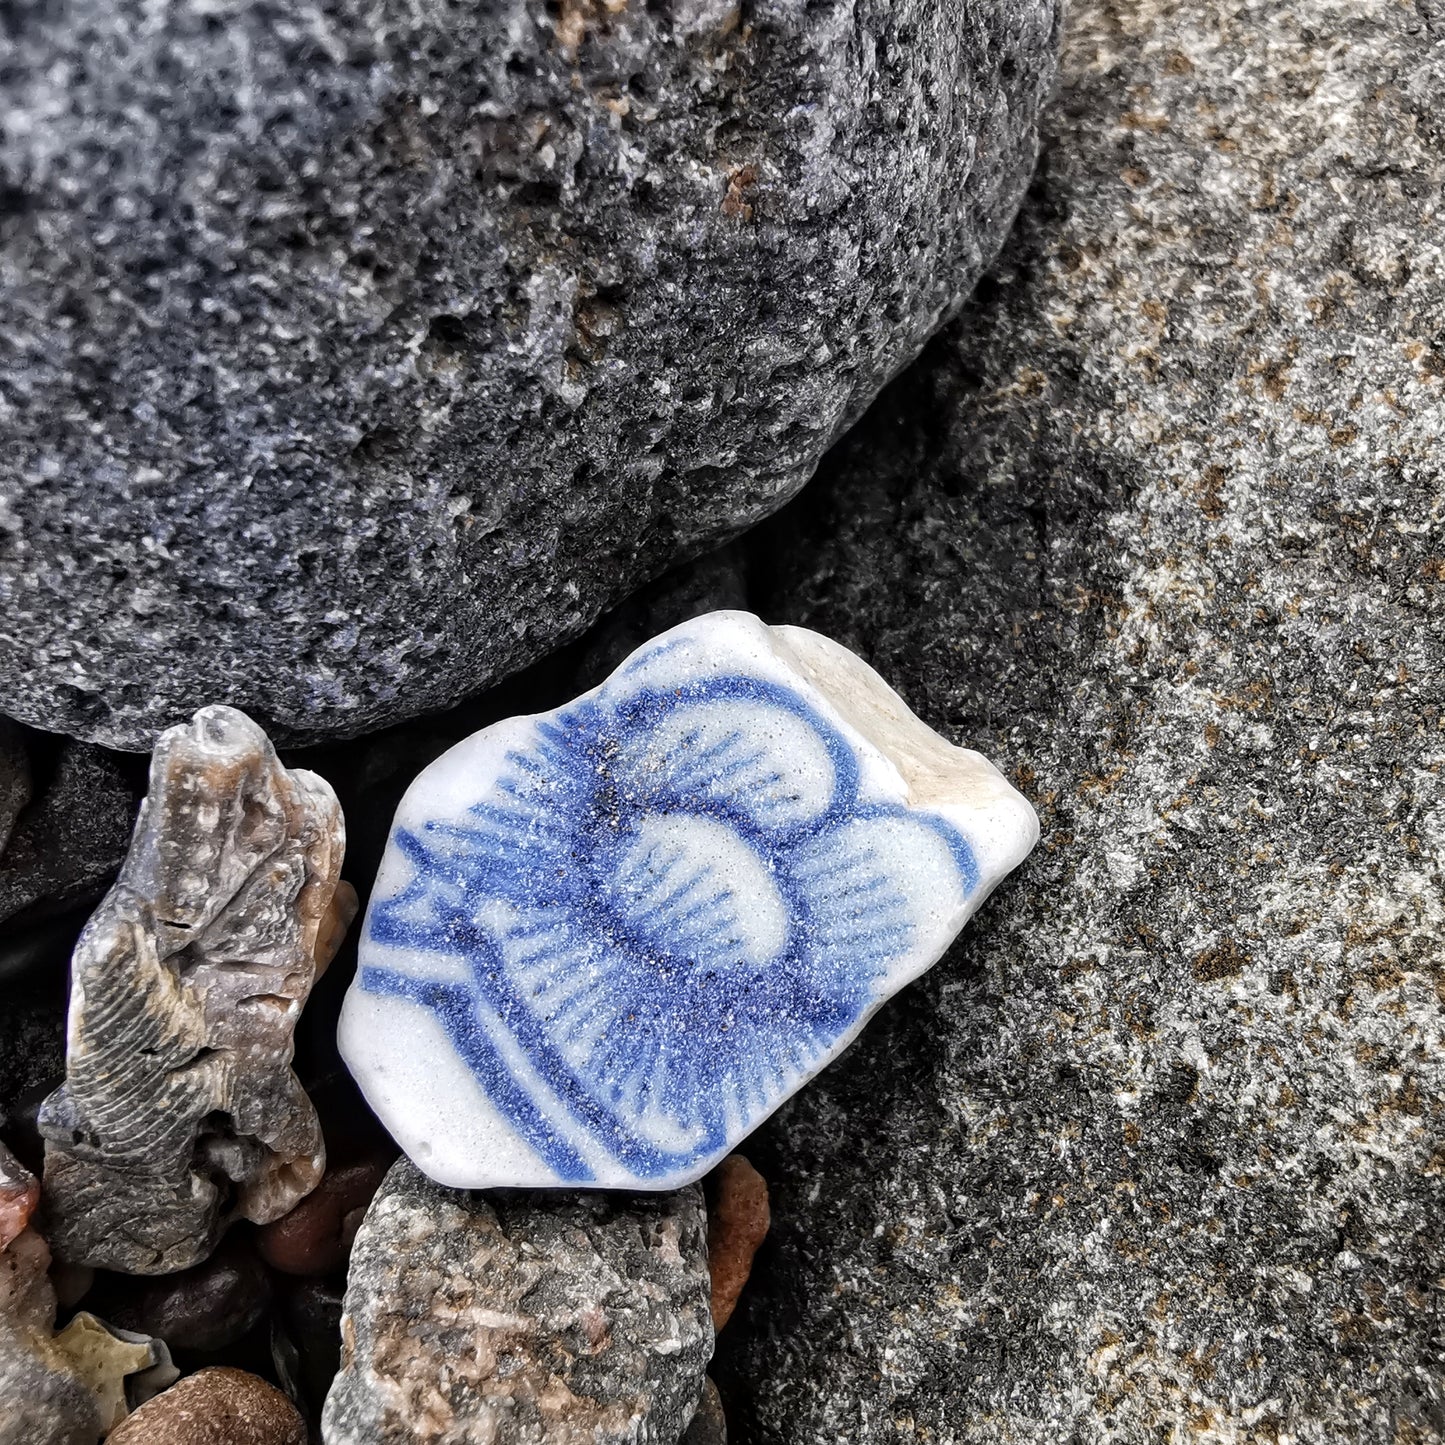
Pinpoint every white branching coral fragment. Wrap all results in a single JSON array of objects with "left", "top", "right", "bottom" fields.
[{"left": 39, "top": 706, "right": 352, "bottom": 1274}]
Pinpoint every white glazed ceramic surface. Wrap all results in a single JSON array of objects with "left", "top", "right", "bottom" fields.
[{"left": 339, "top": 612, "right": 1039, "bottom": 1189}]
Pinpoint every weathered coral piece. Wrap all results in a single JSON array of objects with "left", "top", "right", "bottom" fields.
[
  {"left": 321, "top": 1159, "right": 712, "bottom": 1445},
  {"left": 107, "top": 1367, "right": 307, "bottom": 1445},
  {"left": 39, "top": 706, "right": 350, "bottom": 1273},
  {"left": 340, "top": 611, "right": 1038, "bottom": 1189}
]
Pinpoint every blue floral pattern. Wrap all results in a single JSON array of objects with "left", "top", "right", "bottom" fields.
[{"left": 360, "top": 671, "right": 978, "bottom": 1184}]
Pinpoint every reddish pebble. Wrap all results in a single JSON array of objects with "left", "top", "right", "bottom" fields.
[
  {"left": 706, "top": 1154, "right": 769, "bottom": 1331},
  {"left": 683, "top": 1377, "right": 728, "bottom": 1444},
  {"left": 258, "top": 1157, "right": 388, "bottom": 1275},
  {"left": 106, "top": 1367, "right": 306, "bottom": 1445},
  {"left": 0, "top": 1140, "right": 39, "bottom": 1251}
]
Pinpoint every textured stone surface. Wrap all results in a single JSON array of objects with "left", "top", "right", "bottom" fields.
[
  {"left": 714, "top": 0, "right": 1445, "bottom": 1437},
  {"left": 49, "top": 1313, "right": 174, "bottom": 1432},
  {"left": 322, "top": 1159, "right": 712, "bottom": 1443},
  {"left": 0, "top": 742, "right": 139, "bottom": 927},
  {"left": 0, "top": 0, "right": 1058, "bottom": 750},
  {"left": 341, "top": 611, "right": 1037, "bottom": 1190},
  {"left": 0, "top": 1227, "right": 102, "bottom": 1445},
  {"left": 107, "top": 1367, "right": 307, "bottom": 1445},
  {"left": 39, "top": 706, "right": 349, "bottom": 1273},
  {"left": 706, "top": 1155, "right": 768, "bottom": 1331}
]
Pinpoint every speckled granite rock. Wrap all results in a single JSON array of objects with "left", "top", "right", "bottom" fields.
[
  {"left": 0, "top": 0, "right": 1059, "bottom": 750},
  {"left": 714, "top": 0, "right": 1445, "bottom": 1438},
  {"left": 322, "top": 1159, "right": 712, "bottom": 1443}
]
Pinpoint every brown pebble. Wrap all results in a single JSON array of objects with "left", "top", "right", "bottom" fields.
[
  {"left": 258, "top": 1157, "right": 389, "bottom": 1275},
  {"left": 706, "top": 1154, "right": 769, "bottom": 1331},
  {"left": 107, "top": 1368, "right": 306, "bottom": 1445}
]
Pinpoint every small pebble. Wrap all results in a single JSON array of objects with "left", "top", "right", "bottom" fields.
[
  {"left": 707, "top": 1154, "right": 770, "bottom": 1330},
  {"left": 277, "top": 1275, "right": 345, "bottom": 1412},
  {"left": 131, "top": 1238, "right": 273, "bottom": 1352},
  {"left": 258, "top": 1156, "right": 389, "bottom": 1275},
  {"left": 0, "top": 1139, "right": 39, "bottom": 1250},
  {"left": 106, "top": 1367, "right": 307, "bottom": 1445},
  {"left": 682, "top": 1378, "right": 728, "bottom": 1444}
]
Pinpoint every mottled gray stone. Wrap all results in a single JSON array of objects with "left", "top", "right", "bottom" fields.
[
  {"left": 323, "top": 1160, "right": 712, "bottom": 1444},
  {"left": 715, "top": 0, "right": 1445, "bottom": 1438},
  {"left": 39, "top": 706, "right": 350, "bottom": 1273},
  {"left": 0, "top": 0, "right": 1059, "bottom": 750}
]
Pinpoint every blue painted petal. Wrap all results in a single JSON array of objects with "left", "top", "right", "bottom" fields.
[{"left": 360, "top": 663, "right": 981, "bottom": 1183}]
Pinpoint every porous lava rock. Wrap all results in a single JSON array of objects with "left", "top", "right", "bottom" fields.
[
  {"left": 39, "top": 706, "right": 350, "bottom": 1273},
  {"left": 713, "top": 0, "right": 1445, "bottom": 1437},
  {"left": 0, "top": 0, "right": 1059, "bottom": 749},
  {"left": 322, "top": 1159, "right": 712, "bottom": 1444}
]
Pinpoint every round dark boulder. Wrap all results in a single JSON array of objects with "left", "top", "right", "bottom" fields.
[{"left": 0, "top": 0, "right": 1059, "bottom": 748}]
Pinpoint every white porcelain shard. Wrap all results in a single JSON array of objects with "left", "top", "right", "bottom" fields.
[{"left": 339, "top": 611, "right": 1039, "bottom": 1190}]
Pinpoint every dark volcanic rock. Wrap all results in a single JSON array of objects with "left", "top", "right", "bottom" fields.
[
  {"left": 715, "top": 0, "right": 1445, "bottom": 1438},
  {"left": 0, "top": 721, "right": 29, "bottom": 858},
  {"left": 0, "top": 742, "right": 139, "bottom": 927},
  {"left": 323, "top": 1160, "right": 712, "bottom": 1443},
  {"left": 682, "top": 1378, "right": 729, "bottom": 1445},
  {"left": 0, "top": 0, "right": 1058, "bottom": 750}
]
